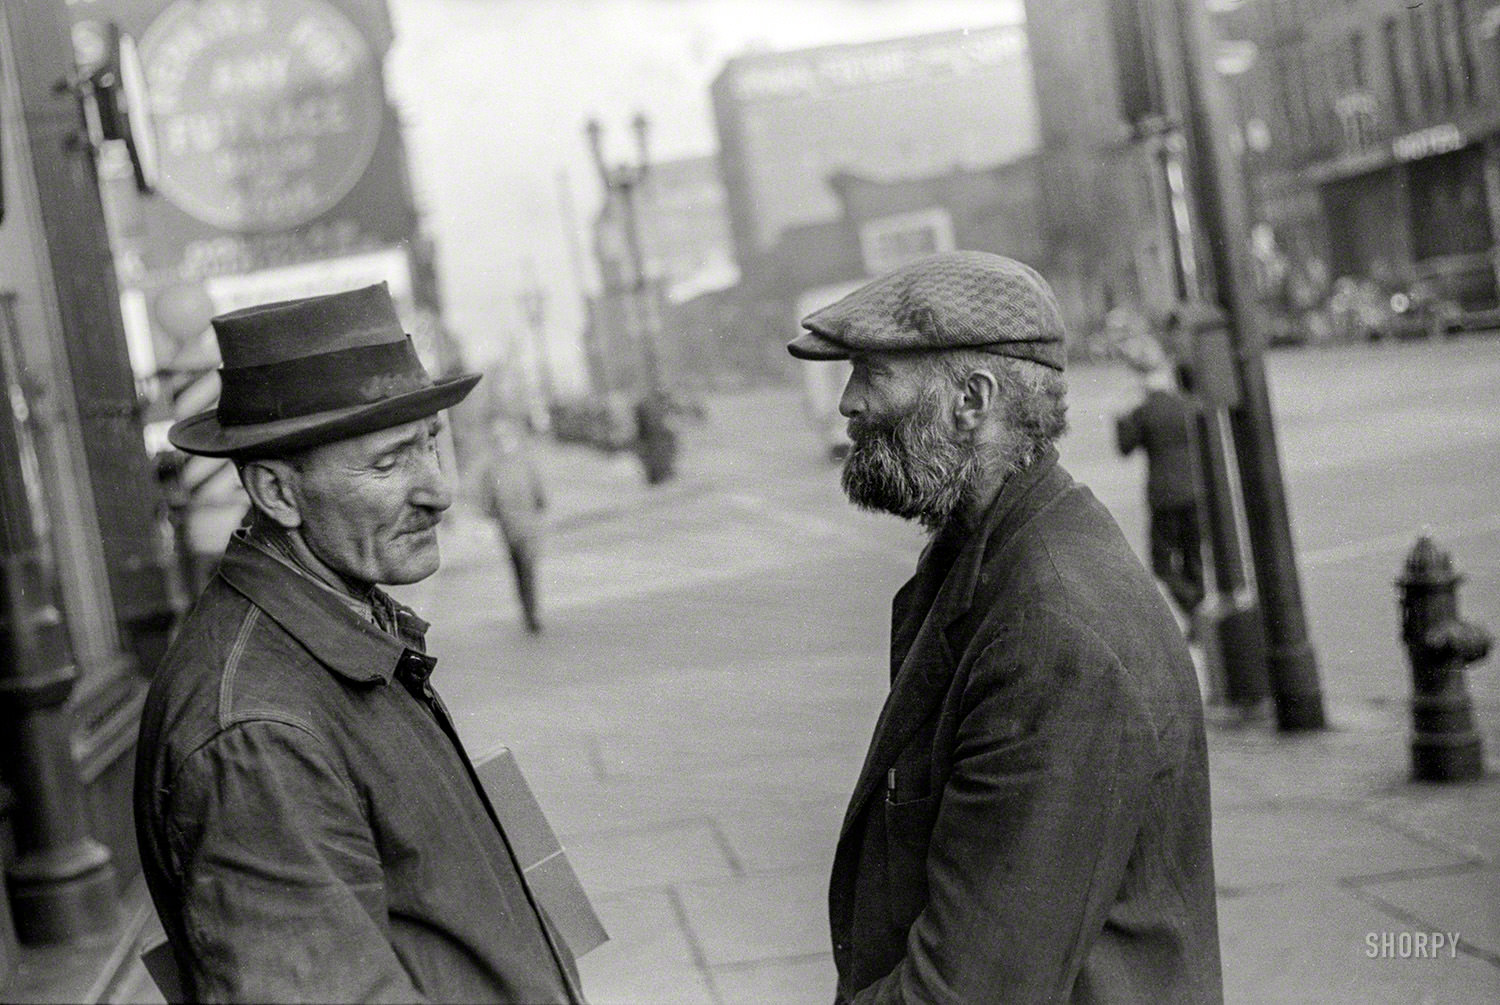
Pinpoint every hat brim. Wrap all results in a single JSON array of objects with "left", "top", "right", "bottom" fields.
[
  {"left": 787, "top": 328, "right": 852, "bottom": 361},
  {"left": 168, "top": 372, "right": 481, "bottom": 458}
]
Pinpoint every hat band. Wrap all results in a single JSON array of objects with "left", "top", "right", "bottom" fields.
[{"left": 216, "top": 339, "right": 432, "bottom": 426}]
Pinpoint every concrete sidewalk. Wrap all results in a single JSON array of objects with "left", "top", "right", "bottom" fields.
[
  {"left": 1204, "top": 700, "right": 1500, "bottom": 1003},
  {"left": 437, "top": 436, "right": 718, "bottom": 576}
]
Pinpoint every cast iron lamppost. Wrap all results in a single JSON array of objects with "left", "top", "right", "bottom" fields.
[
  {"left": 585, "top": 112, "right": 663, "bottom": 396},
  {"left": 585, "top": 112, "right": 677, "bottom": 484}
]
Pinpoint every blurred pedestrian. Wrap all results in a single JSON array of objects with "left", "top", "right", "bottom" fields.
[
  {"left": 136, "top": 284, "right": 582, "bottom": 1002},
  {"left": 789, "top": 251, "right": 1221, "bottom": 1003},
  {"left": 479, "top": 413, "right": 547, "bottom": 634},
  {"left": 1114, "top": 351, "right": 1207, "bottom": 632},
  {"left": 634, "top": 390, "right": 678, "bottom": 484}
]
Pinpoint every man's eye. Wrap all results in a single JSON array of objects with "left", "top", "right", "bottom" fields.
[{"left": 373, "top": 455, "right": 398, "bottom": 471}]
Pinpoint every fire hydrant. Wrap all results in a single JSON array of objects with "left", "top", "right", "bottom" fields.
[{"left": 1397, "top": 536, "right": 1491, "bottom": 782}]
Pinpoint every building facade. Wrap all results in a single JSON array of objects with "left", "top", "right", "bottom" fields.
[
  {"left": 1021, "top": 0, "right": 1182, "bottom": 331},
  {"left": 710, "top": 25, "right": 1040, "bottom": 273},
  {"left": 1230, "top": 0, "right": 1500, "bottom": 308}
]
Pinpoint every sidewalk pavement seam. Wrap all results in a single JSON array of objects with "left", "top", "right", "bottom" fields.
[
  {"left": 707, "top": 820, "right": 747, "bottom": 878},
  {"left": 663, "top": 885, "right": 724, "bottom": 1005},
  {"left": 1336, "top": 859, "right": 1491, "bottom": 889},
  {"left": 720, "top": 491, "right": 917, "bottom": 566},
  {"left": 1341, "top": 874, "right": 1500, "bottom": 970},
  {"left": 1300, "top": 508, "right": 1500, "bottom": 571},
  {"left": 1213, "top": 857, "right": 1485, "bottom": 899},
  {"left": 1356, "top": 806, "right": 1498, "bottom": 868}
]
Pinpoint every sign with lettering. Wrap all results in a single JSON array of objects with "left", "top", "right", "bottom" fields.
[
  {"left": 729, "top": 26, "right": 1026, "bottom": 102},
  {"left": 858, "top": 208, "right": 956, "bottom": 276},
  {"left": 140, "top": 0, "right": 384, "bottom": 232},
  {"left": 1392, "top": 123, "right": 1465, "bottom": 162}
]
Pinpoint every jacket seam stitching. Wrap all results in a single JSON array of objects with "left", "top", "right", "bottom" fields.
[{"left": 216, "top": 608, "right": 261, "bottom": 730}]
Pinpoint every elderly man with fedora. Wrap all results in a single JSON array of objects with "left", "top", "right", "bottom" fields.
[
  {"left": 789, "top": 252, "right": 1221, "bottom": 1003},
  {"left": 135, "top": 284, "right": 582, "bottom": 1002}
]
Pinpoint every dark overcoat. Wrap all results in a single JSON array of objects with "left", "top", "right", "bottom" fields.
[
  {"left": 831, "top": 447, "right": 1222, "bottom": 1003},
  {"left": 1114, "top": 388, "right": 1200, "bottom": 510},
  {"left": 136, "top": 534, "right": 580, "bottom": 1003}
]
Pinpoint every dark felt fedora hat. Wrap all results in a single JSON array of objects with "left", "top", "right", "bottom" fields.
[{"left": 168, "top": 283, "right": 480, "bottom": 458}]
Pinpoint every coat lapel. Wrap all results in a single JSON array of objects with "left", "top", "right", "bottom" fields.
[
  {"left": 835, "top": 448, "right": 1065, "bottom": 843},
  {"left": 836, "top": 527, "right": 983, "bottom": 840}
]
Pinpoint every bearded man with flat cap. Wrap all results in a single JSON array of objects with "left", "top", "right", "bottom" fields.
[
  {"left": 135, "top": 284, "right": 583, "bottom": 1003},
  {"left": 790, "top": 252, "right": 1221, "bottom": 1004}
]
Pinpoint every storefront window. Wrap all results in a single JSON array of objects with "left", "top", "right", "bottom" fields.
[{"left": 1409, "top": 146, "right": 1492, "bottom": 260}]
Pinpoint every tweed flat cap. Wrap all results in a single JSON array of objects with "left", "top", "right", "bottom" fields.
[{"left": 788, "top": 251, "right": 1066, "bottom": 370}]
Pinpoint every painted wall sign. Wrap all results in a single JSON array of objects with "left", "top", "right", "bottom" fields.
[
  {"left": 1392, "top": 123, "right": 1465, "bottom": 163},
  {"left": 140, "top": 0, "right": 383, "bottom": 232}
]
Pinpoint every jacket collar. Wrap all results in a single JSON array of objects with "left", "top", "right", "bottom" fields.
[
  {"left": 216, "top": 531, "right": 430, "bottom": 686},
  {"left": 916, "top": 443, "right": 1066, "bottom": 648}
]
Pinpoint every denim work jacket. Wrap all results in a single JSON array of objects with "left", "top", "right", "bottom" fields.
[
  {"left": 135, "top": 534, "right": 579, "bottom": 1003},
  {"left": 830, "top": 448, "right": 1223, "bottom": 1004}
]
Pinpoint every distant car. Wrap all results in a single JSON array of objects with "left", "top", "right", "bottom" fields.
[{"left": 1369, "top": 283, "right": 1463, "bottom": 342}]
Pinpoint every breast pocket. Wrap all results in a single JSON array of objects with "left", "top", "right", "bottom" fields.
[{"left": 883, "top": 791, "right": 940, "bottom": 932}]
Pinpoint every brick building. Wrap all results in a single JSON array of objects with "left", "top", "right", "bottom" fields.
[
  {"left": 1224, "top": 0, "right": 1500, "bottom": 308},
  {"left": 710, "top": 25, "right": 1039, "bottom": 273}
]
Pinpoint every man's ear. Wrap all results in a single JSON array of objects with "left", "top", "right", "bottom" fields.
[
  {"left": 239, "top": 459, "right": 303, "bottom": 530},
  {"left": 953, "top": 368, "right": 999, "bottom": 432}
]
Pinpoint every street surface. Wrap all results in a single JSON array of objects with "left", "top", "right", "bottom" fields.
[{"left": 391, "top": 338, "right": 1500, "bottom": 1005}]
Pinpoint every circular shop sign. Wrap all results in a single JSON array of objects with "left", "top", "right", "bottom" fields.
[{"left": 140, "top": 0, "right": 383, "bottom": 232}]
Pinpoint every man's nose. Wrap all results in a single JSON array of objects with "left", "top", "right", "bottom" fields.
[
  {"left": 412, "top": 448, "right": 453, "bottom": 511},
  {"left": 838, "top": 379, "right": 862, "bottom": 419}
]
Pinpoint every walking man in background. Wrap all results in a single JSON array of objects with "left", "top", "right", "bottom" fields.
[
  {"left": 479, "top": 412, "right": 547, "bottom": 634},
  {"left": 135, "top": 284, "right": 581, "bottom": 1003},
  {"left": 789, "top": 251, "right": 1222, "bottom": 1003},
  {"left": 1114, "top": 329, "right": 1207, "bottom": 634}
]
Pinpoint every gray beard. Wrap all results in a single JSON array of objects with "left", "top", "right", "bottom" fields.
[{"left": 840, "top": 389, "right": 985, "bottom": 532}]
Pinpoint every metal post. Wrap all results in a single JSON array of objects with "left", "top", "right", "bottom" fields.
[
  {"left": 586, "top": 113, "right": 676, "bottom": 484},
  {"left": 1155, "top": 126, "right": 1269, "bottom": 712},
  {"left": 8, "top": 0, "right": 174, "bottom": 678},
  {"left": 1164, "top": 0, "right": 1325, "bottom": 730},
  {"left": 616, "top": 178, "right": 663, "bottom": 395},
  {"left": 585, "top": 115, "right": 663, "bottom": 397},
  {"left": 0, "top": 308, "right": 117, "bottom": 943}
]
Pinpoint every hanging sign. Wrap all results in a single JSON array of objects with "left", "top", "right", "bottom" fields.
[{"left": 139, "top": 0, "right": 384, "bottom": 232}]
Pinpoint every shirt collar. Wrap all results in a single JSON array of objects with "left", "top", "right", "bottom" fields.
[{"left": 217, "top": 531, "right": 431, "bottom": 686}]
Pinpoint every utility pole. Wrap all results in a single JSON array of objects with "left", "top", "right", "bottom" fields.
[
  {"left": 1112, "top": 0, "right": 1269, "bottom": 714},
  {"left": 1161, "top": 0, "right": 1325, "bottom": 730}
]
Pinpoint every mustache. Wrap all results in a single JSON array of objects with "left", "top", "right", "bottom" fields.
[
  {"left": 840, "top": 390, "right": 980, "bottom": 531},
  {"left": 401, "top": 514, "right": 443, "bottom": 535}
]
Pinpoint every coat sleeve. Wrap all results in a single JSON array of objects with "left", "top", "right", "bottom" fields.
[
  {"left": 164, "top": 719, "right": 427, "bottom": 1004},
  {"left": 852, "top": 619, "right": 1161, "bottom": 1004}
]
